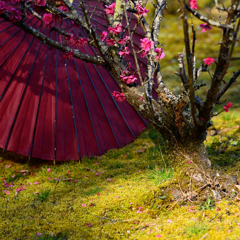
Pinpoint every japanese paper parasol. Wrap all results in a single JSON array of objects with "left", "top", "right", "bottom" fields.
[{"left": 0, "top": 0, "right": 150, "bottom": 162}]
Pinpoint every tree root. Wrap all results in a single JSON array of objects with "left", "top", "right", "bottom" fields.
[{"left": 171, "top": 165, "right": 239, "bottom": 203}]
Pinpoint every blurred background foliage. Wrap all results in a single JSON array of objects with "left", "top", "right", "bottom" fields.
[{"left": 144, "top": 0, "right": 240, "bottom": 109}]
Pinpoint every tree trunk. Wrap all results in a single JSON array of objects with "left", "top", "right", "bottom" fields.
[{"left": 161, "top": 132, "right": 211, "bottom": 171}]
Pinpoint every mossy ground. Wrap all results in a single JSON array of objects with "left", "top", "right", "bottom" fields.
[{"left": 0, "top": 107, "right": 239, "bottom": 240}]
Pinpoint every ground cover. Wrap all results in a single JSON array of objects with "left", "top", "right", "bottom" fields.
[{"left": 0, "top": 108, "right": 239, "bottom": 239}]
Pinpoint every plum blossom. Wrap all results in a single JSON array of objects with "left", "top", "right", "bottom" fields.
[
  {"left": 189, "top": 0, "right": 198, "bottom": 9},
  {"left": 59, "top": 6, "right": 68, "bottom": 12},
  {"left": 118, "top": 36, "right": 130, "bottom": 45},
  {"left": 140, "top": 38, "right": 154, "bottom": 57},
  {"left": 200, "top": 23, "right": 212, "bottom": 32},
  {"left": 35, "top": 0, "right": 46, "bottom": 6},
  {"left": 112, "top": 91, "right": 125, "bottom": 102},
  {"left": 0, "top": 1, "right": 7, "bottom": 14},
  {"left": 223, "top": 102, "right": 233, "bottom": 112},
  {"left": 203, "top": 57, "right": 215, "bottom": 66},
  {"left": 8, "top": 7, "right": 22, "bottom": 22},
  {"left": 63, "top": 51, "right": 74, "bottom": 60},
  {"left": 105, "top": 3, "right": 115, "bottom": 16},
  {"left": 154, "top": 48, "right": 165, "bottom": 60},
  {"left": 42, "top": 13, "right": 54, "bottom": 27},
  {"left": 135, "top": 3, "right": 149, "bottom": 17},
  {"left": 120, "top": 74, "right": 137, "bottom": 84},
  {"left": 106, "top": 38, "right": 116, "bottom": 46},
  {"left": 101, "top": 31, "right": 108, "bottom": 41},
  {"left": 75, "top": 37, "right": 88, "bottom": 47},
  {"left": 108, "top": 23, "right": 123, "bottom": 35},
  {"left": 47, "top": 168, "right": 51, "bottom": 172},
  {"left": 118, "top": 47, "right": 130, "bottom": 57},
  {"left": 140, "top": 38, "right": 154, "bottom": 52}
]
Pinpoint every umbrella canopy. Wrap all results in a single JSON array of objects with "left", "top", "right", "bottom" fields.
[{"left": 0, "top": 0, "right": 150, "bottom": 161}]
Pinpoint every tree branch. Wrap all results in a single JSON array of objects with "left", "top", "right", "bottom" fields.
[
  {"left": 180, "top": 0, "right": 202, "bottom": 127},
  {"left": 185, "top": 3, "right": 233, "bottom": 30},
  {"left": 216, "top": 68, "right": 240, "bottom": 102},
  {"left": 0, "top": 13, "right": 105, "bottom": 66}
]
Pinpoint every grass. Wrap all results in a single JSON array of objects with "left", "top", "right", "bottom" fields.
[{"left": 0, "top": 107, "right": 239, "bottom": 239}]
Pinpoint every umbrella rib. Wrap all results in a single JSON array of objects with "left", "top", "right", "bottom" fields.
[
  {"left": 59, "top": 18, "right": 81, "bottom": 160},
  {"left": 66, "top": 21, "right": 137, "bottom": 139},
  {"left": 29, "top": 28, "right": 49, "bottom": 160},
  {"left": 82, "top": 61, "right": 121, "bottom": 148},
  {"left": 54, "top": 32, "right": 57, "bottom": 164},
  {"left": 72, "top": 58, "right": 102, "bottom": 156},
  {"left": 4, "top": 23, "right": 43, "bottom": 152},
  {"left": 0, "top": 13, "right": 44, "bottom": 101}
]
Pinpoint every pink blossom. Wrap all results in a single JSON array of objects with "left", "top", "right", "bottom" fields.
[
  {"left": 107, "top": 178, "right": 112, "bottom": 181},
  {"left": 200, "top": 23, "right": 212, "bottom": 32},
  {"left": 87, "top": 223, "right": 92, "bottom": 227},
  {"left": 129, "top": 202, "right": 133, "bottom": 205},
  {"left": 47, "top": 168, "right": 51, "bottom": 172},
  {"left": 48, "top": 178, "right": 51, "bottom": 180},
  {"left": 106, "top": 39, "right": 116, "bottom": 46},
  {"left": 188, "top": 161, "right": 192, "bottom": 164},
  {"left": 74, "top": 180, "right": 78, "bottom": 182},
  {"left": 81, "top": 204, "right": 87, "bottom": 207},
  {"left": 112, "top": 91, "right": 125, "bottom": 102},
  {"left": 58, "top": 6, "right": 68, "bottom": 12},
  {"left": 75, "top": 38, "right": 88, "bottom": 47},
  {"left": 8, "top": 7, "right": 22, "bottom": 22},
  {"left": 189, "top": 0, "right": 198, "bottom": 9},
  {"left": 34, "top": 182, "right": 38, "bottom": 185},
  {"left": 108, "top": 23, "right": 123, "bottom": 35},
  {"left": 6, "top": 191, "right": 10, "bottom": 194},
  {"left": 156, "top": 235, "right": 162, "bottom": 238},
  {"left": 127, "top": 62, "right": 132, "bottom": 70},
  {"left": 63, "top": 51, "right": 74, "bottom": 60},
  {"left": 42, "top": 13, "right": 54, "bottom": 27},
  {"left": 167, "top": 219, "right": 173, "bottom": 223},
  {"left": 203, "top": 57, "right": 215, "bottom": 66},
  {"left": 223, "top": 106, "right": 229, "bottom": 112},
  {"left": 35, "top": 0, "right": 46, "bottom": 6},
  {"left": 12, "top": 175, "right": 15, "bottom": 178},
  {"left": 140, "top": 38, "right": 154, "bottom": 53},
  {"left": 95, "top": 162, "right": 99, "bottom": 164},
  {"left": 135, "top": 3, "right": 149, "bottom": 18},
  {"left": 136, "top": 210, "right": 142, "bottom": 213},
  {"left": 226, "top": 102, "right": 233, "bottom": 108},
  {"left": 95, "top": 171, "right": 101, "bottom": 176},
  {"left": 67, "top": 170, "right": 70, "bottom": 174},
  {"left": 97, "top": 192, "right": 100, "bottom": 195},
  {"left": 118, "top": 36, "right": 130, "bottom": 45},
  {"left": 119, "top": 74, "right": 137, "bottom": 84},
  {"left": 118, "top": 47, "right": 130, "bottom": 57},
  {"left": 37, "top": 233, "right": 42, "bottom": 236},
  {"left": 0, "top": 1, "right": 7, "bottom": 14},
  {"left": 138, "top": 207, "right": 143, "bottom": 210},
  {"left": 115, "top": 196, "right": 119, "bottom": 198},
  {"left": 223, "top": 102, "right": 232, "bottom": 112},
  {"left": 154, "top": 48, "right": 165, "bottom": 60},
  {"left": 105, "top": 3, "right": 115, "bottom": 16},
  {"left": 101, "top": 31, "right": 108, "bottom": 41}
]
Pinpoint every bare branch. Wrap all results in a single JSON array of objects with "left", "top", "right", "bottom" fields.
[
  {"left": 217, "top": 68, "right": 240, "bottom": 102},
  {"left": 185, "top": 4, "right": 233, "bottom": 30},
  {"left": 180, "top": 0, "right": 202, "bottom": 127}
]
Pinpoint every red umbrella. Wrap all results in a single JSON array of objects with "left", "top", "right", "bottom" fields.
[{"left": 0, "top": 1, "right": 149, "bottom": 161}]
